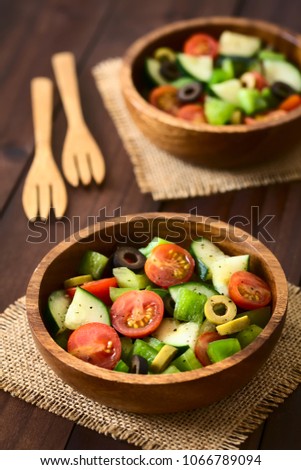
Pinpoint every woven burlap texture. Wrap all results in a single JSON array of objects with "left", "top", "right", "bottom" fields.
[
  {"left": 1, "top": 284, "right": 301, "bottom": 450},
  {"left": 92, "top": 58, "right": 301, "bottom": 200}
]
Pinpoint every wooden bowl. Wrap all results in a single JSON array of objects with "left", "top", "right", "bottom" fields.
[
  {"left": 121, "top": 17, "right": 301, "bottom": 168},
  {"left": 26, "top": 213, "right": 288, "bottom": 414}
]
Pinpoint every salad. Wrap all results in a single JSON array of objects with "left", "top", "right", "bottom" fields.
[
  {"left": 45, "top": 236, "right": 272, "bottom": 375},
  {"left": 143, "top": 30, "right": 301, "bottom": 125}
]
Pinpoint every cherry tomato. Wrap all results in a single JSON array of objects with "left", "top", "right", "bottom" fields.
[
  {"left": 110, "top": 290, "right": 164, "bottom": 338},
  {"left": 145, "top": 243, "right": 195, "bottom": 288},
  {"left": 66, "top": 277, "right": 117, "bottom": 305},
  {"left": 252, "top": 71, "right": 268, "bottom": 91},
  {"left": 195, "top": 331, "right": 223, "bottom": 366},
  {"left": 67, "top": 322, "right": 121, "bottom": 370},
  {"left": 183, "top": 33, "right": 218, "bottom": 58},
  {"left": 228, "top": 271, "right": 272, "bottom": 310},
  {"left": 149, "top": 85, "right": 179, "bottom": 115},
  {"left": 177, "top": 104, "right": 206, "bottom": 124},
  {"left": 279, "top": 94, "right": 301, "bottom": 111}
]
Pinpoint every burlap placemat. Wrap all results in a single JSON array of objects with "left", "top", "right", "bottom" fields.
[
  {"left": 1, "top": 284, "right": 301, "bottom": 450},
  {"left": 92, "top": 58, "right": 301, "bottom": 200}
]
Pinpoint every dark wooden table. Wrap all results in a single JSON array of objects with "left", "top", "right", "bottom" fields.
[{"left": 1, "top": 0, "right": 301, "bottom": 450}]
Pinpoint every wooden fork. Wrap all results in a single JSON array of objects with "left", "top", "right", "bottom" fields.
[
  {"left": 22, "top": 77, "right": 68, "bottom": 220},
  {"left": 52, "top": 52, "right": 106, "bottom": 187}
]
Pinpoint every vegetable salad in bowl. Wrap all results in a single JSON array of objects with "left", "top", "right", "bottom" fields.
[
  {"left": 45, "top": 236, "right": 273, "bottom": 375},
  {"left": 144, "top": 29, "right": 301, "bottom": 125}
]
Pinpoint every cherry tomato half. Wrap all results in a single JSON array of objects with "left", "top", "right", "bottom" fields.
[
  {"left": 183, "top": 33, "right": 219, "bottom": 58},
  {"left": 177, "top": 104, "right": 206, "bottom": 124},
  {"left": 149, "top": 85, "right": 179, "bottom": 115},
  {"left": 145, "top": 243, "right": 195, "bottom": 288},
  {"left": 66, "top": 277, "right": 117, "bottom": 305},
  {"left": 67, "top": 322, "right": 121, "bottom": 370},
  {"left": 228, "top": 271, "right": 272, "bottom": 310},
  {"left": 195, "top": 331, "right": 223, "bottom": 366},
  {"left": 279, "top": 94, "right": 301, "bottom": 111},
  {"left": 110, "top": 290, "right": 164, "bottom": 338}
]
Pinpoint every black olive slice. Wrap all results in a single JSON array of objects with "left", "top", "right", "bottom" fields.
[
  {"left": 271, "top": 81, "right": 296, "bottom": 100},
  {"left": 113, "top": 246, "right": 146, "bottom": 271},
  {"left": 163, "top": 294, "right": 175, "bottom": 317},
  {"left": 130, "top": 355, "right": 149, "bottom": 374},
  {"left": 159, "top": 61, "right": 181, "bottom": 81},
  {"left": 177, "top": 82, "right": 203, "bottom": 103}
]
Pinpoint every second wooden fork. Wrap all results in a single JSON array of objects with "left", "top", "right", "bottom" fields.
[{"left": 52, "top": 52, "right": 106, "bottom": 187}]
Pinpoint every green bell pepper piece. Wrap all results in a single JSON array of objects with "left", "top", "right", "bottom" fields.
[
  {"left": 236, "top": 324, "right": 263, "bottom": 348},
  {"left": 173, "top": 288, "right": 206, "bottom": 323},
  {"left": 207, "top": 338, "right": 241, "bottom": 363},
  {"left": 171, "top": 347, "right": 202, "bottom": 371},
  {"left": 162, "top": 364, "right": 181, "bottom": 374},
  {"left": 238, "top": 88, "right": 267, "bottom": 115},
  {"left": 131, "top": 339, "right": 158, "bottom": 366},
  {"left": 79, "top": 250, "right": 109, "bottom": 280},
  {"left": 236, "top": 306, "right": 271, "bottom": 328},
  {"left": 120, "top": 337, "right": 133, "bottom": 364},
  {"left": 114, "top": 359, "right": 130, "bottom": 373}
]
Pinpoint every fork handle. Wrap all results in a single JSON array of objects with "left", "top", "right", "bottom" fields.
[
  {"left": 52, "top": 52, "right": 85, "bottom": 127},
  {"left": 31, "top": 77, "right": 53, "bottom": 150}
]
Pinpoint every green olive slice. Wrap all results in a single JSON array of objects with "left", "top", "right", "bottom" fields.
[
  {"left": 150, "top": 345, "right": 178, "bottom": 373},
  {"left": 64, "top": 274, "right": 93, "bottom": 289},
  {"left": 204, "top": 294, "right": 237, "bottom": 325},
  {"left": 154, "top": 47, "right": 177, "bottom": 63},
  {"left": 216, "top": 315, "right": 250, "bottom": 335}
]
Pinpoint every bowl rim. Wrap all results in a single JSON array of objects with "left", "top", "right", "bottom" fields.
[
  {"left": 26, "top": 212, "right": 288, "bottom": 386},
  {"left": 121, "top": 16, "right": 301, "bottom": 134}
]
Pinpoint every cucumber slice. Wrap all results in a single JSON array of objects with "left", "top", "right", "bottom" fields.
[
  {"left": 262, "top": 59, "right": 301, "bottom": 92},
  {"left": 109, "top": 287, "right": 135, "bottom": 302},
  {"left": 211, "top": 254, "right": 250, "bottom": 296},
  {"left": 211, "top": 79, "right": 242, "bottom": 106},
  {"left": 139, "top": 237, "right": 172, "bottom": 258},
  {"left": 152, "top": 318, "right": 200, "bottom": 350},
  {"left": 177, "top": 53, "right": 213, "bottom": 82},
  {"left": 190, "top": 237, "right": 228, "bottom": 280},
  {"left": 169, "top": 281, "right": 218, "bottom": 302},
  {"left": 45, "top": 290, "right": 71, "bottom": 336},
  {"left": 204, "top": 97, "right": 236, "bottom": 125},
  {"left": 112, "top": 267, "right": 149, "bottom": 289},
  {"left": 258, "top": 50, "right": 286, "bottom": 61},
  {"left": 219, "top": 31, "right": 261, "bottom": 57},
  {"left": 64, "top": 287, "right": 110, "bottom": 330},
  {"left": 145, "top": 58, "right": 168, "bottom": 86}
]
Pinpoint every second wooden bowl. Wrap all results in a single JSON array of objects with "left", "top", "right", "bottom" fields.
[
  {"left": 26, "top": 213, "right": 288, "bottom": 414},
  {"left": 121, "top": 17, "right": 301, "bottom": 168}
]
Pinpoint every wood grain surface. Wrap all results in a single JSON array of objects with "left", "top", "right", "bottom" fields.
[{"left": 1, "top": 0, "right": 301, "bottom": 450}]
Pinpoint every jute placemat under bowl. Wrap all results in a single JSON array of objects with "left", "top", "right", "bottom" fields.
[
  {"left": 1, "top": 284, "right": 301, "bottom": 450},
  {"left": 92, "top": 58, "right": 301, "bottom": 200}
]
